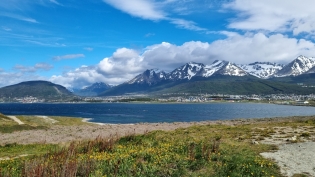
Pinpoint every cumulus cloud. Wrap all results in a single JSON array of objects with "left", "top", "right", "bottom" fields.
[
  {"left": 51, "top": 48, "right": 147, "bottom": 88},
  {"left": 205, "top": 33, "right": 315, "bottom": 64},
  {"left": 224, "top": 0, "right": 315, "bottom": 36},
  {"left": 50, "top": 66, "right": 107, "bottom": 89},
  {"left": 52, "top": 54, "right": 85, "bottom": 61},
  {"left": 50, "top": 33, "right": 315, "bottom": 88},
  {"left": 98, "top": 48, "right": 146, "bottom": 75}
]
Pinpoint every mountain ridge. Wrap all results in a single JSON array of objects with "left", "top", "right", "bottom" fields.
[
  {"left": 99, "top": 55, "right": 315, "bottom": 96},
  {"left": 124, "top": 55, "right": 315, "bottom": 85}
]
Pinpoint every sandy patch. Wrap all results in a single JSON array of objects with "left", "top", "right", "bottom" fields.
[
  {"left": 7, "top": 116, "right": 24, "bottom": 125},
  {"left": 261, "top": 142, "right": 315, "bottom": 177},
  {"left": 0, "top": 122, "right": 207, "bottom": 145}
]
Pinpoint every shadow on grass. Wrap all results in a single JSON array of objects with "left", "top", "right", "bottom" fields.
[{"left": 0, "top": 125, "right": 47, "bottom": 133}]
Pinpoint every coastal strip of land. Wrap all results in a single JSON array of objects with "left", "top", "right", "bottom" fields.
[{"left": 1, "top": 116, "right": 314, "bottom": 145}]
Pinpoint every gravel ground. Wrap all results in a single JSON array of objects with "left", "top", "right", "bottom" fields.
[{"left": 261, "top": 142, "right": 315, "bottom": 177}]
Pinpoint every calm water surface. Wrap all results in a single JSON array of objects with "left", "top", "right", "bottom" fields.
[{"left": 0, "top": 103, "right": 315, "bottom": 124}]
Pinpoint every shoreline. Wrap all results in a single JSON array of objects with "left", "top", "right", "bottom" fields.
[{"left": 82, "top": 115, "right": 315, "bottom": 125}]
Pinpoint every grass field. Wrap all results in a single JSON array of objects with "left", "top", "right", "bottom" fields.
[
  {"left": 1, "top": 113, "right": 315, "bottom": 176},
  {"left": 0, "top": 115, "right": 87, "bottom": 133}
]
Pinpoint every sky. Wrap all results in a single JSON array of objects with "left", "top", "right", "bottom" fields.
[{"left": 2, "top": 0, "right": 315, "bottom": 88}]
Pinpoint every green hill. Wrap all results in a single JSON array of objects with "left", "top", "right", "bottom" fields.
[
  {"left": 0, "top": 81, "right": 73, "bottom": 101},
  {"left": 270, "top": 73, "right": 315, "bottom": 85}
]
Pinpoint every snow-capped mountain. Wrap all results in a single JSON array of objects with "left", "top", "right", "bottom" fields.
[
  {"left": 213, "top": 61, "right": 248, "bottom": 76},
  {"left": 125, "top": 55, "right": 315, "bottom": 86},
  {"left": 82, "top": 82, "right": 112, "bottom": 91},
  {"left": 127, "top": 60, "right": 249, "bottom": 85},
  {"left": 274, "top": 55, "right": 315, "bottom": 77},
  {"left": 202, "top": 60, "right": 228, "bottom": 77},
  {"left": 305, "top": 66, "right": 315, "bottom": 74},
  {"left": 128, "top": 69, "right": 167, "bottom": 85},
  {"left": 167, "top": 62, "right": 205, "bottom": 80},
  {"left": 73, "top": 82, "right": 112, "bottom": 96},
  {"left": 238, "top": 62, "right": 284, "bottom": 79}
]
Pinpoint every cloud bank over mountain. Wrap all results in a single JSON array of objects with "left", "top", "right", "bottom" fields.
[{"left": 50, "top": 32, "right": 315, "bottom": 88}]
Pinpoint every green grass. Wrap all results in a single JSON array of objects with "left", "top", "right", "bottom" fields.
[
  {"left": 0, "top": 113, "right": 11, "bottom": 120},
  {"left": 1, "top": 115, "right": 315, "bottom": 176},
  {"left": 0, "top": 115, "right": 88, "bottom": 133},
  {"left": 0, "top": 143, "right": 59, "bottom": 159},
  {"left": 53, "top": 116, "right": 88, "bottom": 126},
  {"left": 16, "top": 116, "right": 87, "bottom": 126},
  {"left": 0, "top": 124, "right": 282, "bottom": 176}
]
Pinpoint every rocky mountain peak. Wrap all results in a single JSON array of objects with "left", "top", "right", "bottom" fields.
[{"left": 275, "top": 55, "right": 315, "bottom": 77}]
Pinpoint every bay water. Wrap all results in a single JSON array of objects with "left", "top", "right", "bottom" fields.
[{"left": 1, "top": 103, "right": 315, "bottom": 124}]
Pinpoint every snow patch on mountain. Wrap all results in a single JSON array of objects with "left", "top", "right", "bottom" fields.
[
  {"left": 215, "top": 62, "right": 248, "bottom": 76},
  {"left": 127, "top": 69, "right": 166, "bottom": 85},
  {"left": 168, "top": 62, "right": 205, "bottom": 80},
  {"left": 203, "top": 60, "right": 227, "bottom": 77},
  {"left": 238, "top": 62, "right": 284, "bottom": 79}
]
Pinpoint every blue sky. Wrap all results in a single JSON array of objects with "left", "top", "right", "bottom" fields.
[{"left": 1, "top": 0, "right": 315, "bottom": 88}]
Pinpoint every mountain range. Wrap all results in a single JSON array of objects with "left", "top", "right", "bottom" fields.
[
  {"left": 99, "top": 55, "right": 315, "bottom": 96},
  {"left": 126, "top": 55, "right": 315, "bottom": 84}
]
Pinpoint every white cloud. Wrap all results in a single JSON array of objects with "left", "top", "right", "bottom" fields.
[
  {"left": 103, "top": 0, "right": 165, "bottom": 20},
  {"left": 102, "top": 0, "right": 207, "bottom": 32},
  {"left": 49, "top": 0, "right": 62, "bottom": 6},
  {"left": 50, "top": 33, "right": 315, "bottom": 88},
  {"left": 224, "top": 0, "right": 315, "bottom": 36},
  {"left": 145, "top": 33, "right": 155, "bottom": 37},
  {"left": 13, "top": 63, "right": 53, "bottom": 73},
  {"left": 0, "top": 72, "right": 46, "bottom": 88},
  {"left": 84, "top": 47, "right": 93, "bottom": 51},
  {"left": 50, "top": 66, "right": 107, "bottom": 88},
  {"left": 34, "top": 63, "right": 54, "bottom": 71},
  {"left": 52, "top": 54, "right": 85, "bottom": 61},
  {"left": 0, "top": 13, "right": 39, "bottom": 23},
  {"left": 98, "top": 48, "right": 145, "bottom": 75},
  {"left": 205, "top": 33, "right": 315, "bottom": 64},
  {"left": 2, "top": 26, "right": 12, "bottom": 31},
  {"left": 169, "top": 18, "right": 207, "bottom": 31},
  {"left": 50, "top": 48, "right": 147, "bottom": 88}
]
